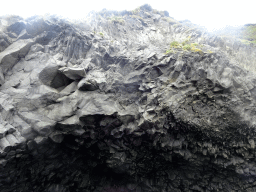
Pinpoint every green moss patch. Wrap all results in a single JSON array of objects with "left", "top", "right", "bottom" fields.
[{"left": 165, "top": 36, "right": 204, "bottom": 55}]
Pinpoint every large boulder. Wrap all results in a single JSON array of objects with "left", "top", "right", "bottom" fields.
[{"left": 38, "top": 65, "right": 73, "bottom": 89}]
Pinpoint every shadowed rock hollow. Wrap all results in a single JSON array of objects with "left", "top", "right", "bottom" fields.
[{"left": 1, "top": 4, "right": 256, "bottom": 192}]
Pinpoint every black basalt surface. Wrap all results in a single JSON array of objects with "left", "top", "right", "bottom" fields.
[{"left": 1, "top": 4, "right": 256, "bottom": 192}]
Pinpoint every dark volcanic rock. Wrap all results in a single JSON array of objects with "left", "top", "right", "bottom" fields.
[{"left": 1, "top": 4, "right": 256, "bottom": 192}]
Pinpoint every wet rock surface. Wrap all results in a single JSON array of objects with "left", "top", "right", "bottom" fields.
[{"left": 0, "top": 4, "right": 256, "bottom": 192}]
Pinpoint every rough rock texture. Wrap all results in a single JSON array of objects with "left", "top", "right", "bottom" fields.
[{"left": 1, "top": 4, "right": 256, "bottom": 192}]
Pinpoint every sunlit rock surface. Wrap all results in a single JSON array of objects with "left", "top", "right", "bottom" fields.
[{"left": 0, "top": 4, "right": 256, "bottom": 192}]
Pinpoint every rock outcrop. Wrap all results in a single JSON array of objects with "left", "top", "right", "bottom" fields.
[{"left": 0, "top": 4, "right": 256, "bottom": 192}]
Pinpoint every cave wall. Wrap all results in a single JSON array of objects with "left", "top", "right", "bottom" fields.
[{"left": 0, "top": 4, "right": 256, "bottom": 192}]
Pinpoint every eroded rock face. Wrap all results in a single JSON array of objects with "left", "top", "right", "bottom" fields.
[{"left": 0, "top": 4, "right": 256, "bottom": 192}]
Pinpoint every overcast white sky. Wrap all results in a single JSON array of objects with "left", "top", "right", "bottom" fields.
[{"left": 1, "top": 0, "right": 255, "bottom": 32}]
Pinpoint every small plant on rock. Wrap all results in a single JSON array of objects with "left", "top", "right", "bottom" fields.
[
  {"left": 165, "top": 49, "right": 175, "bottom": 54},
  {"left": 109, "top": 16, "right": 125, "bottom": 25},
  {"left": 240, "top": 25, "right": 256, "bottom": 43},
  {"left": 191, "top": 46, "right": 203, "bottom": 54},
  {"left": 182, "top": 44, "right": 191, "bottom": 51},
  {"left": 165, "top": 37, "right": 204, "bottom": 55},
  {"left": 170, "top": 41, "right": 181, "bottom": 48},
  {"left": 191, "top": 43, "right": 198, "bottom": 46},
  {"left": 131, "top": 15, "right": 144, "bottom": 21}
]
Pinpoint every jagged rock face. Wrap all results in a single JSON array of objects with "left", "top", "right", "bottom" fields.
[{"left": 1, "top": 4, "right": 256, "bottom": 192}]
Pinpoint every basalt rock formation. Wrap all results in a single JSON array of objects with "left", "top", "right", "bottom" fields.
[{"left": 1, "top": 4, "right": 256, "bottom": 192}]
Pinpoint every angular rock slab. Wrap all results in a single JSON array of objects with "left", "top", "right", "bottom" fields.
[
  {"left": 0, "top": 39, "right": 34, "bottom": 74},
  {"left": 58, "top": 66, "right": 85, "bottom": 80}
]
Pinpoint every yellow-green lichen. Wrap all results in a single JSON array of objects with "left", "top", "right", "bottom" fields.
[
  {"left": 191, "top": 46, "right": 203, "bottom": 54},
  {"left": 240, "top": 25, "right": 256, "bottom": 42},
  {"left": 170, "top": 41, "right": 181, "bottom": 48},
  {"left": 182, "top": 44, "right": 191, "bottom": 51},
  {"left": 165, "top": 38, "right": 204, "bottom": 55},
  {"left": 108, "top": 16, "right": 124, "bottom": 25},
  {"left": 131, "top": 15, "right": 144, "bottom": 21},
  {"left": 165, "top": 49, "right": 175, "bottom": 54}
]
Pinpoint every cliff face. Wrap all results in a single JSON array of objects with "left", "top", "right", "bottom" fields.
[{"left": 0, "top": 4, "right": 256, "bottom": 192}]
